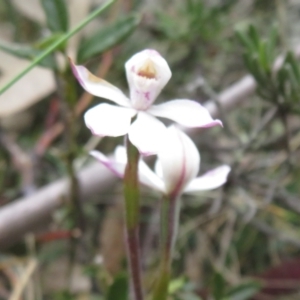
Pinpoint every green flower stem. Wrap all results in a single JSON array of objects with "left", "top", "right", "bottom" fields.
[
  {"left": 0, "top": 0, "right": 115, "bottom": 95},
  {"left": 123, "top": 135, "right": 144, "bottom": 300},
  {"left": 152, "top": 194, "right": 180, "bottom": 300}
]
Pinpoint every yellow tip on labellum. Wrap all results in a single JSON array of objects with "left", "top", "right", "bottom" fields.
[
  {"left": 87, "top": 71, "right": 103, "bottom": 83},
  {"left": 138, "top": 58, "right": 156, "bottom": 79}
]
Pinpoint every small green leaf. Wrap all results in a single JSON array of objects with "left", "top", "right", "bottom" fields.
[
  {"left": 236, "top": 30, "right": 256, "bottom": 53},
  {"left": 168, "top": 277, "right": 185, "bottom": 294},
  {"left": 258, "top": 41, "right": 269, "bottom": 73},
  {"left": 286, "top": 65, "right": 299, "bottom": 92},
  {"left": 247, "top": 54, "right": 267, "bottom": 85},
  {"left": 243, "top": 53, "right": 256, "bottom": 75},
  {"left": 41, "top": 0, "right": 69, "bottom": 33},
  {"left": 0, "top": 39, "right": 55, "bottom": 68},
  {"left": 277, "top": 68, "right": 287, "bottom": 95},
  {"left": 77, "top": 14, "right": 140, "bottom": 63},
  {"left": 107, "top": 273, "right": 128, "bottom": 300},
  {"left": 285, "top": 51, "right": 300, "bottom": 82},
  {"left": 225, "top": 281, "right": 261, "bottom": 300},
  {"left": 212, "top": 271, "right": 226, "bottom": 300},
  {"left": 248, "top": 25, "right": 260, "bottom": 50}
]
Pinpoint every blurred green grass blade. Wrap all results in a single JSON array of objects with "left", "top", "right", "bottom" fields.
[
  {"left": 168, "top": 277, "right": 185, "bottom": 294},
  {"left": 246, "top": 54, "right": 267, "bottom": 85},
  {"left": 249, "top": 25, "right": 260, "bottom": 50},
  {"left": 236, "top": 30, "right": 255, "bottom": 53},
  {"left": 286, "top": 64, "right": 299, "bottom": 87},
  {"left": 277, "top": 68, "right": 287, "bottom": 95},
  {"left": 0, "top": 0, "right": 115, "bottom": 96},
  {"left": 107, "top": 273, "right": 128, "bottom": 300},
  {"left": 40, "top": 0, "right": 69, "bottom": 32},
  {"left": 225, "top": 281, "right": 261, "bottom": 300},
  {"left": 77, "top": 14, "right": 141, "bottom": 63},
  {"left": 243, "top": 53, "right": 256, "bottom": 75},
  {"left": 212, "top": 271, "right": 225, "bottom": 300},
  {"left": 0, "top": 40, "right": 56, "bottom": 68},
  {"left": 285, "top": 51, "right": 300, "bottom": 82},
  {"left": 258, "top": 41, "right": 269, "bottom": 73}
]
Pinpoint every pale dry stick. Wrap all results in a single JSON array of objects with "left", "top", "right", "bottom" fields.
[
  {"left": 0, "top": 162, "right": 116, "bottom": 248},
  {"left": 9, "top": 259, "right": 37, "bottom": 300},
  {"left": 2, "top": 44, "right": 300, "bottom": 247},
  {"left": 25, "top": 233, "right": 42, "bottom": 300}
]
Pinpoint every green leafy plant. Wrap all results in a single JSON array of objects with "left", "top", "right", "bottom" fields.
[{"left": 237, "top": 24, "right": 300, "bottom": 114}]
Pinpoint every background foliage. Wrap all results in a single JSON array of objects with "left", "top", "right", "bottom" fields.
[{"left": 0, "top": 0, "right": 300, "bottom": 299}]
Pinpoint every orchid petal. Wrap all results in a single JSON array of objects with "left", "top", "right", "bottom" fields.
[
  {"left": 139, "top": 161, "right": 165, "bottom": 192},
  {"left": 70, "top": 60, "right": 131, "bottom": 107},
  {"left": 185, "top": 165, "right": 231, "bottom": 194},
  {"left": 148, "top": 99, "right": 222, "bottom": 128},
  {"left": 114, "top": 146, "right": 127, "bottom": 164},
  {"left": 115, "top": 141, "right": 165, "bottom": 190},
  {"left": 158, "top": 126, "right": 200, "bottom": 196},
  {"left": 84, "top": 103, "right": 136, "bottom": 137},
  {"left": 113, "top": 145, "right": 164, "bottom": 191},
  {"left": 128, "top": 112, "right": 167, "bottom": 156},
  {"left": 154, "top": 160, "right": 163, "bottom": 179},
  {"left": 90, "top": 149, "right": 125, "bottom": 178},
  {"left": 125, "top": 49, "right": 172, "bottom": 110},
  {"left": 92, "top": 146, "right": 164, "bottom": 192}
]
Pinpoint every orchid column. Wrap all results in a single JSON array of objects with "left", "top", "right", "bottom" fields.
[{"left": 71, "top": 49, "right": 225, "bottom": 300}]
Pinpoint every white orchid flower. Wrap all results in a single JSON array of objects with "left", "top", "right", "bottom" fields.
[
  {"left": 90, "top": 126, "right": 231, "bottom": 198},
  {"left": 71, "top": 49, "right": 222, "bottom": 155}
]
